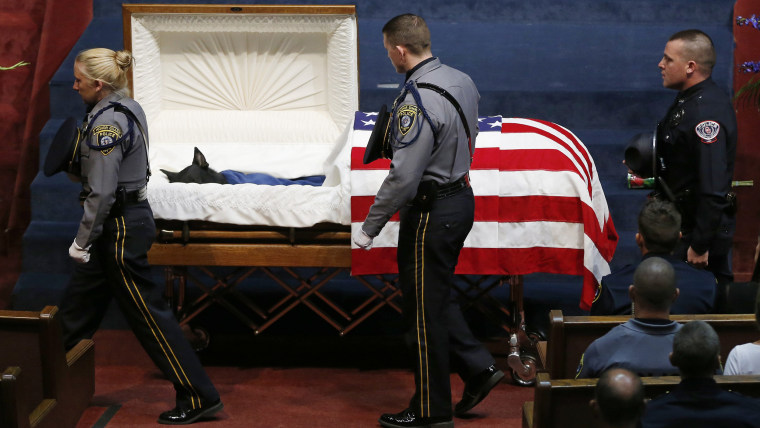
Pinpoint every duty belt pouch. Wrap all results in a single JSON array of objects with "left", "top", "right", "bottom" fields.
[
  {"left": 726, "top": 191, "right": 737, "bottom": 215},
  {"left": 110, "top": 186, "right": 127, "bottom": 217},
  {"left": 413, "top": 181, "right": 438, "bottom": 213},
  {"left": 674, "top": 189, "right": 697, "bottom": 231}
]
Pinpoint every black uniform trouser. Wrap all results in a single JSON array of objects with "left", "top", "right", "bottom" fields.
[
  {"left": 675, "top": 213, "right": 735, "bottom": 313},
  {"left": 397, "top": 187, "right": 494, "bottom": 418},
  {"left": 58, "top": 201, "right": 219, "bottom": 410}
]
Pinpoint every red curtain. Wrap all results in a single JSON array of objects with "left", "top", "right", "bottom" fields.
[{"left": 5, "top": 0, "right": 92, "bottom": 249}]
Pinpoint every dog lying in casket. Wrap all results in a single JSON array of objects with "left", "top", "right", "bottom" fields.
[{"left": 161, "top": 147, "right": 325, "bottom": 187}]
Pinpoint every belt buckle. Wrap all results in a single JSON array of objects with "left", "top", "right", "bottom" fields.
[{"left": 136, "top": 186, "right": 147, "bottom": 202}]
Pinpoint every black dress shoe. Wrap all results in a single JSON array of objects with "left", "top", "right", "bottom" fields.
[
  {"left": 157, "top": 399, "right": 223, "bottom": 425},
  {"left": 454, "top": 365, "right": 504, "bottom": 415},
  {"left": 379, "top": 408, "right": 453, "bottom": 428}
]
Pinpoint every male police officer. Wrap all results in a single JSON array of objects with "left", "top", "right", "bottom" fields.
[
  {"left": 353, "top": 14, "right": 502, "bottom": 428},
  {"left": 655, "top": 29, "right": 737, "bottom": 311}
]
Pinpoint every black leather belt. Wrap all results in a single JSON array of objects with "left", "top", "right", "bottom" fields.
[
  {"left": 125, "top": 186, "right": 148, "bottom": 203},
  {"left": 436, "top": 175, "right": 469, "bottom": 199}
]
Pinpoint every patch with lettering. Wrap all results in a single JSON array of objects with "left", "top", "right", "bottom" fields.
[
  {"left": 695, "top": 120, "right": 720, "bottom": 144},
  {"left": 396, "top": 104, "right": 420, "bottom": 136},
  {"left": 91, "top": 124, "right": 121, "bottom": 155}
]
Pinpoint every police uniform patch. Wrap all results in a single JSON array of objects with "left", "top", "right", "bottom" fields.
[
  {"left": 92, "top": 124, "right": 121, "bottom": 155},
  {"left": 695, "top": 120, "right": 720, "bottom": 144},
  {"left": 396, "top": 104, "right": 421, "bottom": 136},
  {"left": 592, "top": 283, "right": 602, "bottom": 303}
]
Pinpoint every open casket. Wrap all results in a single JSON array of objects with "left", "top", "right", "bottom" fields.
[
  {"left": 123, "top": 4, "right": 356, "bottom": 266},
  {"left": 123, "top": 5, "right": 366, "bottom": 339}
]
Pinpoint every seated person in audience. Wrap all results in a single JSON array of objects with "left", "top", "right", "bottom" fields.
[
  {"left": 591, "top": 199, "right": 716, "bottom": 315},
  {"left": 724, "top": 286, "right": 760, "bottom": 375},
  {"left": 590, "top": 368, "right": 645, "bottom": 428},
  {"left": 576, "top": 257, "right": 681, "bottom": 378},
  {"left": 641, "top": 320, "right": 760, "bottom": 428}
]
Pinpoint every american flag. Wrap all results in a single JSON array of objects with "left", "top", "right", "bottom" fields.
[{"left": 350, "top": 112, "right": 618, "bottom": 310}]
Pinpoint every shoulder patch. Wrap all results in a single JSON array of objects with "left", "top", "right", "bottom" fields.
[
  {"left": 695, "top": 120, "right": 720, "bottom": 144},
  {"left": 575, "top": 354, "right": 585, "bottom": 379},
  {"left": 592, "top": 282, "right": 602, "bottom": 303},
  {"left": 92, "top": 124, "right": 121, "bottom": 155},
  {"left": 396, "top": 104, "right": 421, "bottom": 136}
]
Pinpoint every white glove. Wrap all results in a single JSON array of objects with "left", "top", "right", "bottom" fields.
[
  {"left": 352, "top": 227, "right": 374, "bottom": 251},
  {"left": 69, "top": 240, "right": 91, "bottom": 264}
]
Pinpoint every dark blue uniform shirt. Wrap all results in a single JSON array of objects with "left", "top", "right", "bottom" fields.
[
  {"left": 656, "top": 77, "right": 737, "bottom": 254},
  {"left": 590, "top": 253, "right": 717, "bottom": 315}
]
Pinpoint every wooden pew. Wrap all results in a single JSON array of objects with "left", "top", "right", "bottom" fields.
[
  {"left": 543, "top": 310, "right": 757, "bottom": 379},
  {"left": 522, "top": 372, "right": 760, "bottom": 428},
  {"left": 0, "top": 306, "right": 95, "bottom": 428}
]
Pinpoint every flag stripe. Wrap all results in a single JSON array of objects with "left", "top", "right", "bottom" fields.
[{"left": 350, "top": 115, "right": 618, "bottom": 311}]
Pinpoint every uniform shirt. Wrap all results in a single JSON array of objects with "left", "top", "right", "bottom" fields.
[
  {"left": 724, "top": 342, "right": 760, "bottom": 375},
  {"left": 656, "top": 77, "right": 737, "bottom": 254},
  {"left": 362, "top": 57, "right": 479, "bottom": 237},
  {"left": 575, "top": 318, "right": 681, "bottom": 378},
  {"left": 590, "top": 253, "right": 716, "bottom": 315},
  {"left": 76, "top": 92, "right": 149, "bottom": 247},
  {"left": 641, "top": 378, "right": 760, "bottom": 428}
]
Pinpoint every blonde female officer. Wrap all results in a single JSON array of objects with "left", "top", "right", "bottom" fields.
[{"left": 59, "top": 48, "right": 223, "bottom": 425}]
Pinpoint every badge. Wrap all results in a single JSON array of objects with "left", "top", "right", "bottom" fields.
[
  {"left": 91, "top": 124, "right": 121, "bottom": 155},
  {"left": 695, "top": 120, "right": 720, "bottom": 144},
  {"left": 396, "top": 104, "right": 420, "bottom": 136},
  {"left": 668, "top": 108, "right": 684, "bottom": 128}
]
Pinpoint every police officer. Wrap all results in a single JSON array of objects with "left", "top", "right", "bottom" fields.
[
  {"left": 655, "top": 29, "right": 737, "bottom": 311},
  {"left": 353, "top": 14, "right": 503, "bottom": 428},
  {"left": 590, "top": 199, "right": 717, "bottom": 315},
  {"left": 59, "top": 48, "right": 222, "bottom": 424}
]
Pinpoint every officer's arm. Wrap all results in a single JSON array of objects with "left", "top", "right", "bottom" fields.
[
  {"left": 362, "top": 103, "right": 438, "bottom": 237},
  {"left": 75, "top": 130, "right": 124, "bottom": 247},
  {"left": 574, "top": 349, "right": 596, "bottom": 379},
  {"left": 692, "top": 120, "right": 731, "bottom": 254}
]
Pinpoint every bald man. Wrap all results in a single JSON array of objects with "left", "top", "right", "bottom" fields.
[
  {"left": 591, "top": 368, "right": 645, "bottom": 428},
  {"left": 642, "top": 321, "right": 760, "bottom": 427},
  {"left": 576, "top": 257, "right": 681, "bottom": 378}
]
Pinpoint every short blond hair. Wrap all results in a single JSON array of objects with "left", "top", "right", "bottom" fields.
[{"left": 75, "top": 48, "right": 133, "bottom": 96}]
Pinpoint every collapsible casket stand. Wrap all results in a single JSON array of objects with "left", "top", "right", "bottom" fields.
[
  {"left": 124, "top": 4, "right": 538, "bottom": 384},
  {"left": 149, "top": 221, "right": 538, "bottom": 384}
]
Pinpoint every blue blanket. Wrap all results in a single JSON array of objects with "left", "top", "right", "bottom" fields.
[{"left": 221, "top": 170, "right": 325, "bottom": 186}]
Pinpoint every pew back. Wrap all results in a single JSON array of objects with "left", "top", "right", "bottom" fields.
[
  {"left": 0, "top": 308, "right": 53, "bottom": 413},
  {"left": 545, "top": 311, "right": 757, "bottom": 379},
  {"left": 0, "top": 306, "right": 95, "bottom": 428},
  {"left": 526, "top": 372, "right": 760, "bottom": 428}
]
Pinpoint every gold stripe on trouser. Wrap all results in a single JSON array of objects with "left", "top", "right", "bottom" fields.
[
  {"left": 414, "top": 212, "right": 431, "bottom": 416},
  {"left": 114, "top": 217, "right": 202, "bottom": 409}
]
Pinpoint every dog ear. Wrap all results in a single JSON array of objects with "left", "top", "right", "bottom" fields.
[
  {"left": 193, "top": 147, "right": 210, "bottom": 169},
  {"left": 161, "top": 168, "right": 179, "bottom": 182}
]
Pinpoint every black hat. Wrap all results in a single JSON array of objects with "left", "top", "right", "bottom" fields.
[
  {"left": 363, "top": 104, "right": 393, "bottom": 164},
  {"left": 624, "top": 132, "right": 656, "bottom": 178},
  {"left": 43, "top": 117, "right": 82, "bottom": 177}
]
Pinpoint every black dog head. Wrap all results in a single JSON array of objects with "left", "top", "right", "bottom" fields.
[{"left": 160, "top": 147, "right": 228, "bottom": 184}]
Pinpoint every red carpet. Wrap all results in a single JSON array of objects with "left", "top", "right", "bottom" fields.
[{"left": 75, "top": 330, "right": 532, "bottom": 427}]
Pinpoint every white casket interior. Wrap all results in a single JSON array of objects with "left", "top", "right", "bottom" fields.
[{"left": 125, "top": 5, "right": 358, "bottom": 226}]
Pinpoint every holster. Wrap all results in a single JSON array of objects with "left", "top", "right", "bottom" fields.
[
  {"left": 412, "top": 181, "right": 438, "bottom": 213},
  {"left": 109, "top": 186, "right": 128, "bottom": 217},
  {"left": 726, "top": 191, "right": 737, "bottom": 215}
]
